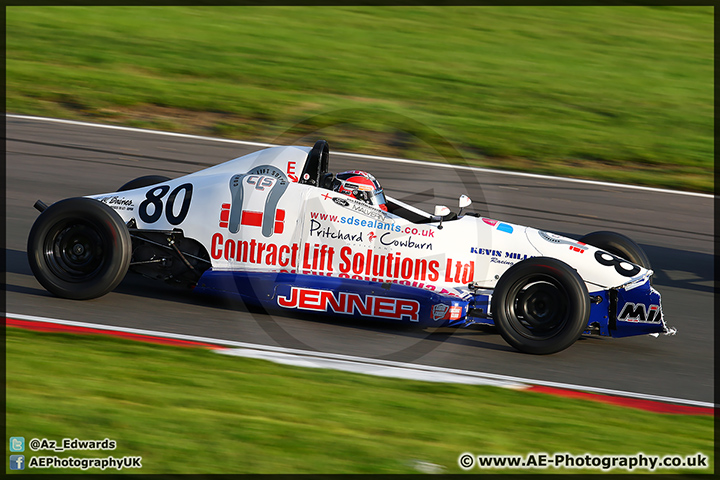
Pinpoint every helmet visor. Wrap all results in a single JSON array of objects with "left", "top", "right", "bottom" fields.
[
  {"left": 335, "top": 174, "right": 386, "bottom": 210},
  {"left": 369, "top": 188, "right": 387, "bottom": 209},
  {"left": 354, "top": 188, "right": 386, "bottom": 211}
]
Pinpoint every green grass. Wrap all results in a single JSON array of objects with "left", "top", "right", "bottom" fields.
[
  {"left": 5, "top": 328, "right": 714, "bottom": 474},
  {"left": 5, "top": 6, "right": 713, "bottom": 192}
]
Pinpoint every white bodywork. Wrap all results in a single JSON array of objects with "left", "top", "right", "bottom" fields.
[{"left": 88, "top": 146, "right": 652, "bottom": 295}]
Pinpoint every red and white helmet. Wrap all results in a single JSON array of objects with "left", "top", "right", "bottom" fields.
[{"left": 331, "top": 170, "right": 387, "bottom": 211}]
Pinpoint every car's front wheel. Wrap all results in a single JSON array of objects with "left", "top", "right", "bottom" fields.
[
  {"left": 491, "top": 257, "right": 590, "bottom": 354},
  {"left": 578, "top": 230, "right": 651, "bottom": 269},
  {"left": 27, "top": 197, "right": 132, "bottom": 300}
]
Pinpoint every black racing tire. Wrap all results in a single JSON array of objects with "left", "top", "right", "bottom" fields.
[
  {"left": 27, "top": 197, "right": 132, "bottom": 300},
  {"left": 118, "top": 175, "right": 171, "bottom": 192},
  {"left": 578, "top": 231, "right": 651, "bottom": 270},
  {"left": 491, "top": 257, "right": 590, "bottom": 355}
]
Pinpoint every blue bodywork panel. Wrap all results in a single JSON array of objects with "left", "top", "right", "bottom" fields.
[
  {"left": 195, "top": 270, "right": 468, "bottom": 327},
  {"left": 611, "top": 281, "right": 665, "bottom": 337},
  {"left": 194, "top": 269, "right": 666, "bottom": 337}
]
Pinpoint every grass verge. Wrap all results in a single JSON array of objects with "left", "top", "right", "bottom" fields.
[
  {"left": 5, "top": 6, "right": 714, "bottom": 192},
  {"left": 5, "top": 327, "right": 714, "bottom": 474}
]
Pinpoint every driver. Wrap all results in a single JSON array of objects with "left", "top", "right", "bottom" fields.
[{"left": 331, "top": 170, "right": 387, "bottom": 211}]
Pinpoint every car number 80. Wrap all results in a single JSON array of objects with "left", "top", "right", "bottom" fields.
[{"left": 139, "top": 183, "right": 193, "bottom": 225}]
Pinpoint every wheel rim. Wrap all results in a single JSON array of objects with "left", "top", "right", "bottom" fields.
[
  {"left": 44, "top": 220, "right": 107, "bottom": 282},
  {"left": 505, "top": 274, "right": 569, "bottom": 340}
]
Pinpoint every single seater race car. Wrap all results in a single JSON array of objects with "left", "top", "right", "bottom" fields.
[{"left": 27, "top": 140, "right": 675, "bottom": 354}]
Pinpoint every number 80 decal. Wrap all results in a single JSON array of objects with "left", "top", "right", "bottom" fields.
[{"left": 139, "top": 183, "right": 193, "bottom": 225}]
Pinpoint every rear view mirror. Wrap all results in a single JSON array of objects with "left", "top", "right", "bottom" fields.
[
  {"left": 434, "top": 205, "right": 450, "bottom": 229},
  {"left": 434, "top": 205, "right": 450, "bottom": 217}
]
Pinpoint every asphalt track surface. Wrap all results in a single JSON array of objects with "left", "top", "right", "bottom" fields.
[{"left": 5, "top": 115, "right": 714, "bottom": 404}]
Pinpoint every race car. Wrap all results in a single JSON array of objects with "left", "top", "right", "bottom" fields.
[{"left": 27, "top": 140, "right": 675, "bottom": 354}]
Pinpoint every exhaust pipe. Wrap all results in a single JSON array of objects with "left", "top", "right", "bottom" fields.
[{"left": 34, "top": 200, "right": 48, "bottom": 212}]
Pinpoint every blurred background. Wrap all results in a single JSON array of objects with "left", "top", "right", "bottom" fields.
[{"left": 5, "top": 6, "right": 713, "bottom": 192}]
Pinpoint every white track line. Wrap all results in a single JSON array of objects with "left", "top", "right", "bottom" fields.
[
  {"left": 215, "top": 348, "right": 525, "bottom": 388},
  {"left": 7, "top": 312, "right": 714, "bottom": 408},
  {"left": 7, "top": 113, "right": 713, "bottom": 199}
]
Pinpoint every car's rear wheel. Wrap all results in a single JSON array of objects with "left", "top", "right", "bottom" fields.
[
  {"left": 491, "top": 257, "right": 590, "bottom": 354},
  {"left": 27, "top": 197, "right": 132, "bottom": 300},
  {"left": 118, "top": 175, "right": 171, "bottom": 192}
]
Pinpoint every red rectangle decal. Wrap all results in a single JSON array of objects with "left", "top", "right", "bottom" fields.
[{"left": 241, "top": 211, "right": 263, "bottom": 227}]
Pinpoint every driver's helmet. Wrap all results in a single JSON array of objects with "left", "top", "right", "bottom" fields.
[{"left": 332, "top": 170, "right": 387, "bottom": 211}]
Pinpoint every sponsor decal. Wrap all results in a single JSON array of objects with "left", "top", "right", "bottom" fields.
[
  {"left": 336, "top": 247, "right": 441, "bottom": 281},
  {"left": 618, "top": 302, "right": 661, "bottom": 323},
  {"left": 569, "top": 242, "right": 587, "bottom": 253},
  {"left": 209, "top": 235, "right": 471, "bottom": 297},
  {"left": 539, "top": 231, "right": 589, "bottom": 253},
  {"left": 490, "top": 258, "right": 515, "bottom": 265},
  {"left": 210, "top": 233, "right": 299, "bottom": 267},
  {"left": 431, "top": 304, "right": 463, "bottom": 321},
  {"left": 379, "top": 232, "right": 432, "bottom": 250},
  {"left": 448, "top": 305, "right": 463, "bottom": 320},
  {"left": 220, "top": 203, "right": 285, "bottom": 234},
  {"left": 346, "top": 197, "right": 386, "bottom": 220},
  {"left": 471, "top": 247, "right": 502, "bottom": 256},
  {"left": 470, "top": 247, "right": 531, "bottom": 261},
  {"left": 303, "top": 243, "right": 336, "bottom": 271},
  {"left": 339, "top": 251, "right": 473, "bottom": 285},
  {"left": 432, "top": 304, "right": 449, "bottom": 321},
  {"left": 538, "top": 231, "right": 563, "bottom": 243},
  {"left": 323, "top": 192, "right": 386, "bottom": 220},
  {"left": 539, "top": 231, "right": 580, "bottom": 247},
  {"left": 482, "top": 218, "right": 513, "bottom": 233},
  {"left": 403, "top": 226, "right": 435, "bottom": 237},
  {"left": 503, "top": 251, "right": 527, "bottom": 260},
  {"left": 309, "top": 212, "right": 435, "bottom": 238},
  {"left": 309, "top": 219, "right": 364, "bottom": 242},
  {"left": 286, "top": 161, "right": 298, "bottom": 183},
  {"left": 227, "top": 165, "right": 289, "bottom": 237},
  {"left": 277, "top": 287, "right": 420, "bottom": 322},
  {"left": 219, "top": 204, "right": 230, "bottom": 229},
  {"left": 443, "top": 258, "right": 475, "bottom": 284},
  {"left": 308, "top": 244, "right": 474, "bottom": 284},
  {"left": 336, "top": 247, "right": 474, "bottom": 284},
  {"left": 310, "top": 211, "right": 400, "bottom": 231},
  {"left": 210, "top": 231, "right": 475, "bottom": 286},
  {"left": 99, "top": 195, "right": 134, "bottom": 209}
]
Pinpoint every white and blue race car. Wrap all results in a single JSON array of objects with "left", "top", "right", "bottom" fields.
[{"left": 27, "top": 140, "right": 674, "bottom": 354}]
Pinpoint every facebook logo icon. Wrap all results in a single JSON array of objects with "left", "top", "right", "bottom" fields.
[{"left": 10, "top": 455, "right": 25, "bottom": 470}]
